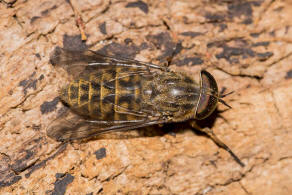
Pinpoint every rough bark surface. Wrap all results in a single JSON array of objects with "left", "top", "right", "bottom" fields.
[{"left": 1, "top": 0, "right": 292, "bottom": 194}]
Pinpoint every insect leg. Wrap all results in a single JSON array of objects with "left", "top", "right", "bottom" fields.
[{"left": 190, "top": 121, "right": 245, "bottom": 167}]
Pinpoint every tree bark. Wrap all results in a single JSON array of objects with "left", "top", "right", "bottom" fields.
[{"left": 1, "top": 0, "right": 292, "bottom": 194}]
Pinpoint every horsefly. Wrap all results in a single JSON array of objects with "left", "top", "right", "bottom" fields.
[{"left": 47, "top": 47, "right": 244, "bottom": 167}]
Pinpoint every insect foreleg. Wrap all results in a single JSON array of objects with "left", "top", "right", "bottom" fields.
[{"left": 190, "top": 121, "right": 245, "bottom": 167}]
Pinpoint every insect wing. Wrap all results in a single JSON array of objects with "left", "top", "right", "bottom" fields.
[
  {"left": 47, "top": 108, "right": 163, "bottom": 141},
  {"left": 50, "top": 47, "right": 166, "bottom": 78}
]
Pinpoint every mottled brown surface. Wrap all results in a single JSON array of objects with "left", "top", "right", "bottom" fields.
[{"left": 1, "top": 0, "right": 292, "bottom": 194}]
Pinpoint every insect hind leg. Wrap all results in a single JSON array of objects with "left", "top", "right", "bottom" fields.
[{"left": 190, "top": 121, "right": 245, "bottom": 167}]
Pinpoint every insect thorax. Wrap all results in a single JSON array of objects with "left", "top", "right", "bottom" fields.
[{"left": 142, "top": 72, "right": 200, "bottom": 121}]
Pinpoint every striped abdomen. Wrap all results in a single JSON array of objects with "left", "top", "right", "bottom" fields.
[{"left": 60, "top": 67, "right": 146, "bottom": 121}]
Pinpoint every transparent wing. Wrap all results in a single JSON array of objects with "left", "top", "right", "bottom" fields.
[
  {"left": 50, "top": 46, "right": 167, "bottom": 78},
  {"left": 47, "top": 107, "right": 164, "bottom": 142}
]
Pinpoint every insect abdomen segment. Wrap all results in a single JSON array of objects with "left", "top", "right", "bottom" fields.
[{"left": 61, "top": 67, "right": 145, "bottom": 121}]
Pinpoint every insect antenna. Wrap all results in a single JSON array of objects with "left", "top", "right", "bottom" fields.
[
  {"left": 218, "top": 99, "right": 232, "bottom": 109},
  {"left": 218, "top": 91, "right": 234, "bottom": 109},
  {"left": 220, "top": 91, "right": 234, "bottom": 98}
]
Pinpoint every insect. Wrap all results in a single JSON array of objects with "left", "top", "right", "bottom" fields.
[{"left": 47, "top": 46, "right": 245, "bottom": 167}]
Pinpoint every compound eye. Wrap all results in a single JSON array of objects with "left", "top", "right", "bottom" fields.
[{"left": 196, "top": 70, "right": 219, "bottom": 120}]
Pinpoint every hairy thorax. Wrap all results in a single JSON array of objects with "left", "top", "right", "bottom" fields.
[{"left": 141, "top": 71, "right": 200, "bottom": 122}]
